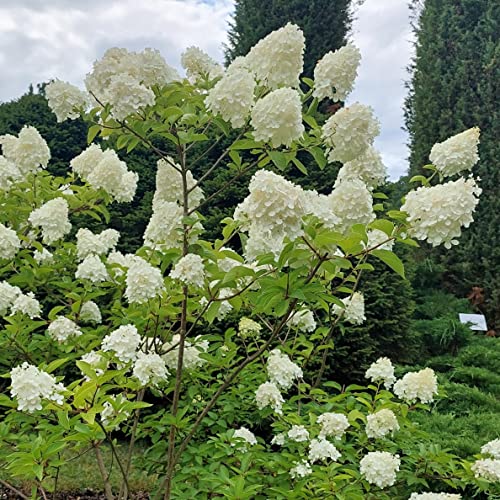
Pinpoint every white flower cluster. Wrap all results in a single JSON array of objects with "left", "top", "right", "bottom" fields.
[
  {"left": 80, "top": 350, "right": 108, "bottom": 377},
  {"left": 471, "top": 459, "right": 500, "bottom": 482},
  {"left": 288, "top": 425, "right": 310, "bottom": 442},
  {"left": 409, "top": 494, "right": 462, "bottom": 500},
  {"left": 234, "top": 170, "right": 305, "bottom": 260},
  {"left": 304, "top": 190, "right": 340, "bottom": 229},
  {"left": 70, "top": 145, "right": 138, "bottom": 202},
  {"left": 365, "top": 409, "right": 400, "bottom": 439},
  {"left": 317, "top": 412, "right": 349, "bottom": 440},
  {"left": 10, "top": 291, "right": 42, "bottom": 318},
  {"left": 401, "top": 177, "right": 481, "bottom": 249},
  {"left": 144, "top": 201, "right": 184, "bottom": 250},
  {"left": 232, "top": 427, "right": 257, "bottom": 448},
  {"left": 322, "top": 103, "right": 380, "bottom": 164},
  {"left": 365, "top": 357, "right": 396, "bottom": 389},
  {"left": 125, "top": 256, "right": 164, "bottom": 304},
  {"left": 0, "top": 156, "right": 21, "bottom": 191},
  {"left": 133, "top": 351, "right": 169, "bottom": 386},
  {"left": 45, "top": 80, "right": 90, "bottom": 122},
  {"left": 47, "top": 317, "right": 82, "bottom": 342},
  {"left": 0, "top": 281, "right": 21, "bottom": 315},
  {"left": 33, "top": 247, "right": 54, "bottom": 265},
  {"left": 0, "top": 126, "right": 50, "bottom": 176},
  {"left": 79, "top": 301, "right": 102, "bottom": 324},
  {"left": 28, "top": 198, "right": 72, "bottom": 244},
  {"left": 100, "top": 394, "right": 131, "bottom": 430},
  {"left": 102, "top": 324, "right": 141, "bottom": 363},
  {"left": 162, "top": 334, "right": 209, "bottom": 371},
  {"left": 289, "top": 309, "right": 316, "bottom": 332},
  {"left": 308, "top": 438, "right": 341, "bottom": 463},
  {"left": 271, "top": 433, "right": 285, "bottom": 446},
  {"left": 359, "top": 451, "right": 400, "bottom": 488},
  {"left": 429, "top": 127, "right": 480, "bottom": 177},
  {"left": 328, "top": 178, "right": 375, "bottom": 233},
  {"left": 267, "top": 349, "right": 303, "bottom": 390},
  {"left": 238, "top": 317, "right": 262, "bottom": 338},
  {"left": 0, "top": 223, "right": 20, "bottom": 259},
  {"left": 10, "top": 362, "right": 65, "bottom": 412},
  {"left": 170, "top": 253, "right": 205, "bottom": 288},
  {"left": 206, "top": 68, "right": 255, "bottom": 128},
  {"left": 255, "top": 382, "right": 284, "bottom": 414},
  {"left": 332, "top": 292, "right": 366, "bottom": 325},
  {"left": 86, "top": 47, "right": 178, "bottom": 120},
  {"left": 289, "top": 460, "right": 312, "bottom": 479},
  {"left": 313, "top": 43, "right": 361, "bottom": 102},
  {"left": 250, "top": 88, "right": 304, "bottom": 147},
  {"left": 76, "top": 228, "right": 120, "bottom": 260},
  {"left": 245, "top": 23, "right": 305, "bottom": 89},
  {"left": 367, "top": 228, "right": 394, "bottom": 251},
  {"left": 393, "top": 367, "right": 438, "bottom": 404},
  {"left": 335, "top": 146, "right": 387, "bottom": 190},
  {"left": 181, "top": 46, "right": 223, "bottom": 81},
  {"left": 76, "top": 255, "right": 109, "bottom": 283},
  {"left": 481, "top": 438, "right": 500, "bottom": 459}
]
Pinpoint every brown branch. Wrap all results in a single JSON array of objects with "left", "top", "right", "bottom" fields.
[{"left": 0, "top": 479, "right": 29, "bottom": 500}]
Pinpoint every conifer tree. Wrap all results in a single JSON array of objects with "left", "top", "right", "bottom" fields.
[{"left": 405, "top": 0, "right": 499, "bottom": 327}]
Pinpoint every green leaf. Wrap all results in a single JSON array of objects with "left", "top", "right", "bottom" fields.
[
  {"left": 268, "top": 150, "right": 289, "bottom": 170},
  {"left": 292, "top": 157, "right": 308, "bottom": 174},
  {"left": 231, "top": 139, "right": 261, "bottom": 150},
  {"left": 87, "top": 125, "right": 100, "bottom": 144},
  {"left": 371, "top": 249, "right": 405, "bottom": 278},
  {"left": 308, "top": 146, "right": 327, "bottom": 170}
]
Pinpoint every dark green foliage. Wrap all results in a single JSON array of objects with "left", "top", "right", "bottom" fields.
[
  {"left": 225, "top": 0, "right": 353, "bottom": 78},
  {"left": 405, "top": 0, "right": 500, "bottom": 327}
]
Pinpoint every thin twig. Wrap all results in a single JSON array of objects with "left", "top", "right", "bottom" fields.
[{"left": 0, "top": 479, "right": 29, "bottom": 499}]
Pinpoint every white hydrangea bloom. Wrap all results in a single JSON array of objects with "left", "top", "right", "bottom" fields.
[
  {"left": 0, "top": 223, "right": 20, "bottom": 259},
  {"left": 401, "top": 177, "right": 481, "bottom": 249},
  {"left": 313, "top": 43, "right": 361, "bottom": 101},
  {"left": 28, "top": 198, "right": 71, "bottom": 244},
  {"left": 328, "top": 179, "right": 375, "bottom": 233},
  {"left": 135, "top": 47, "right": 180, "bottom": 86},
  {"left": 245, "top": 23, "right": 305, "bottom": 89},
  {"left": 322, "top": 103, "right": 380, "bottom": 164},
  {"left": 10, "top": 292, "right": 42, "bottom": 318},
  {"left": 308, "top": 438, "right": 341, "bottom": 463},
  {"left": 0, "top": 155, "right": 21, "bottom": 190},
  {"left": 232, "top": 426, "right": 257, "bottom": 448},
  {"left": 102, "top": 324, "right": 141, "bottom": 363},
  {"left": 170, "top": 254, "right": 205, "bottom": 288},
  {"left": 106, "top": 74, "right": 155, "bottom": 120},
  {"left": 289, "top": 309, "right": 316, "bottom": 332},
  {"left": 80, "top": 301, "right": 102, "bottom": 324},
  {"left": 70, "top": 144, "right": 104, "bottom": 179},
  {"left": 33, "top": 247, "right": 54, "bottom": 265},
  {"left": 288, "top": 425, "right": 309, "bottom": 442},
  {"left": 205, "top": 68, "right": 255, "bottom": 128},
  {"left": 216, "top": 247, "right": 242, "bottom": 273},
  {"left": 393, "top": 368, "right": 438, "bottom": 404},
  {"left": 481, "top": 439, "right": 500, "bottom": 459},
  {"left": 76, "top": 228, "right": 120, "bottom": 260},
  {"left": 304, "top": 190, "right": 341, "bottom": 230},
  {"left": 0, "top": 126, "right": 50, "bottom": 176},
  {"left": 47, "top": 317, "right": 82, "bottom": 342},
  {"left": 430, "top": 127, "right": 480, "bottom": 178},
  {"left": 289, "top": 460, "right": 312, "bottom": 479},
  {"left": 153, "top": 157, "right": 204, "bottom": 209},
  {"left": 271, "top": 433, "right": 285, "bottom": 446},
  {"left": 10, "top": 362, "right": 65, "bottom": 413},
  {"left": 244, "top": 227, "right": 288, "bottom": 262},
  {"left": 238, "top": 317, "right": 262, "bottom": 338},
  {"left": 366, "top": 409, "right": 400, "bottom": 439},
  {"left": 80, "top": 350, "right": 108, "bottom": 377},
  {"left": 332, "top": 292, "right": 366, "bottom": 325},
  {"left": 162, "top": 334, "right": 209, "bottom": 371},
  {"left": 255, "top": 382, "right": 284, "bottom": 414},
  {"left": 250, "top": 88, "right": 304, "bottom": 147},
  {"left": 317, "top": 412, "right": 350, "bottom": 440},
  {"left": 107, "top": 250, "right": 134, "bottom": 278},
  {"left": 133, "top": 351, "right": 169, "bottom": 386},
  {"left": 125, "top": 256, "right": 164, "bottom": 304},
  {"left": 335, "top": 146, "right": 387, "bottom": 190},
  {"left": 100, "top": 394, "right": 131, "bottom": 430},
  {"left": 471, "top": 459, "right": 500, "bottom": 482},
  {"left": 0, "top": 281, "right": 21, "bottom": 315},
  {"left": 267, "top": 349, "right": 303, "bottom": 390},
  {"left": 45, "top": 80, "right": 90, "bottom": 122},
  {"left": 360, "top": 451, "right": 400, "bottom": 488},
  {"left": 409, "top": 493, "right": 462, "bottom": 500},
  {"left": 365, "top": 357, "right": 396, "bottom": 389},
  {"left": 76, "top": 254, "right": 109, "bottom": 283},
  {"left": 144, "top": 201, "right": 184, "bottom": 250},
  {"left": 367, "top": 229, "right": 394, "bottom": 251},
  {"left": 181, "top": 46, "right": 223, "bottom": 81}
]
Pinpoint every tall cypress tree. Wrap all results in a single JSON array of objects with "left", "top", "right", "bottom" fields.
[
  {"left": 405, "top": 0, "right": 499, "bottom": 327},
  {"left": 225, "top": 0, "right": 353, "bottom": 78}
]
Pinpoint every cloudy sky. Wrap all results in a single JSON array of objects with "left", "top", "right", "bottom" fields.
[{"left": 0, "top": 0, "right": 414, "bottom": 179}]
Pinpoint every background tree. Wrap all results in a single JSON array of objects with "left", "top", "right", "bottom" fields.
[{"left": 404, "top": 0, "right": 499, "bottom": 327}]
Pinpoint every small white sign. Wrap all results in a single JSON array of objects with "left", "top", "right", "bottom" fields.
[{"left": 459, "top": 313, "right": 488, "bottom": 331}]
